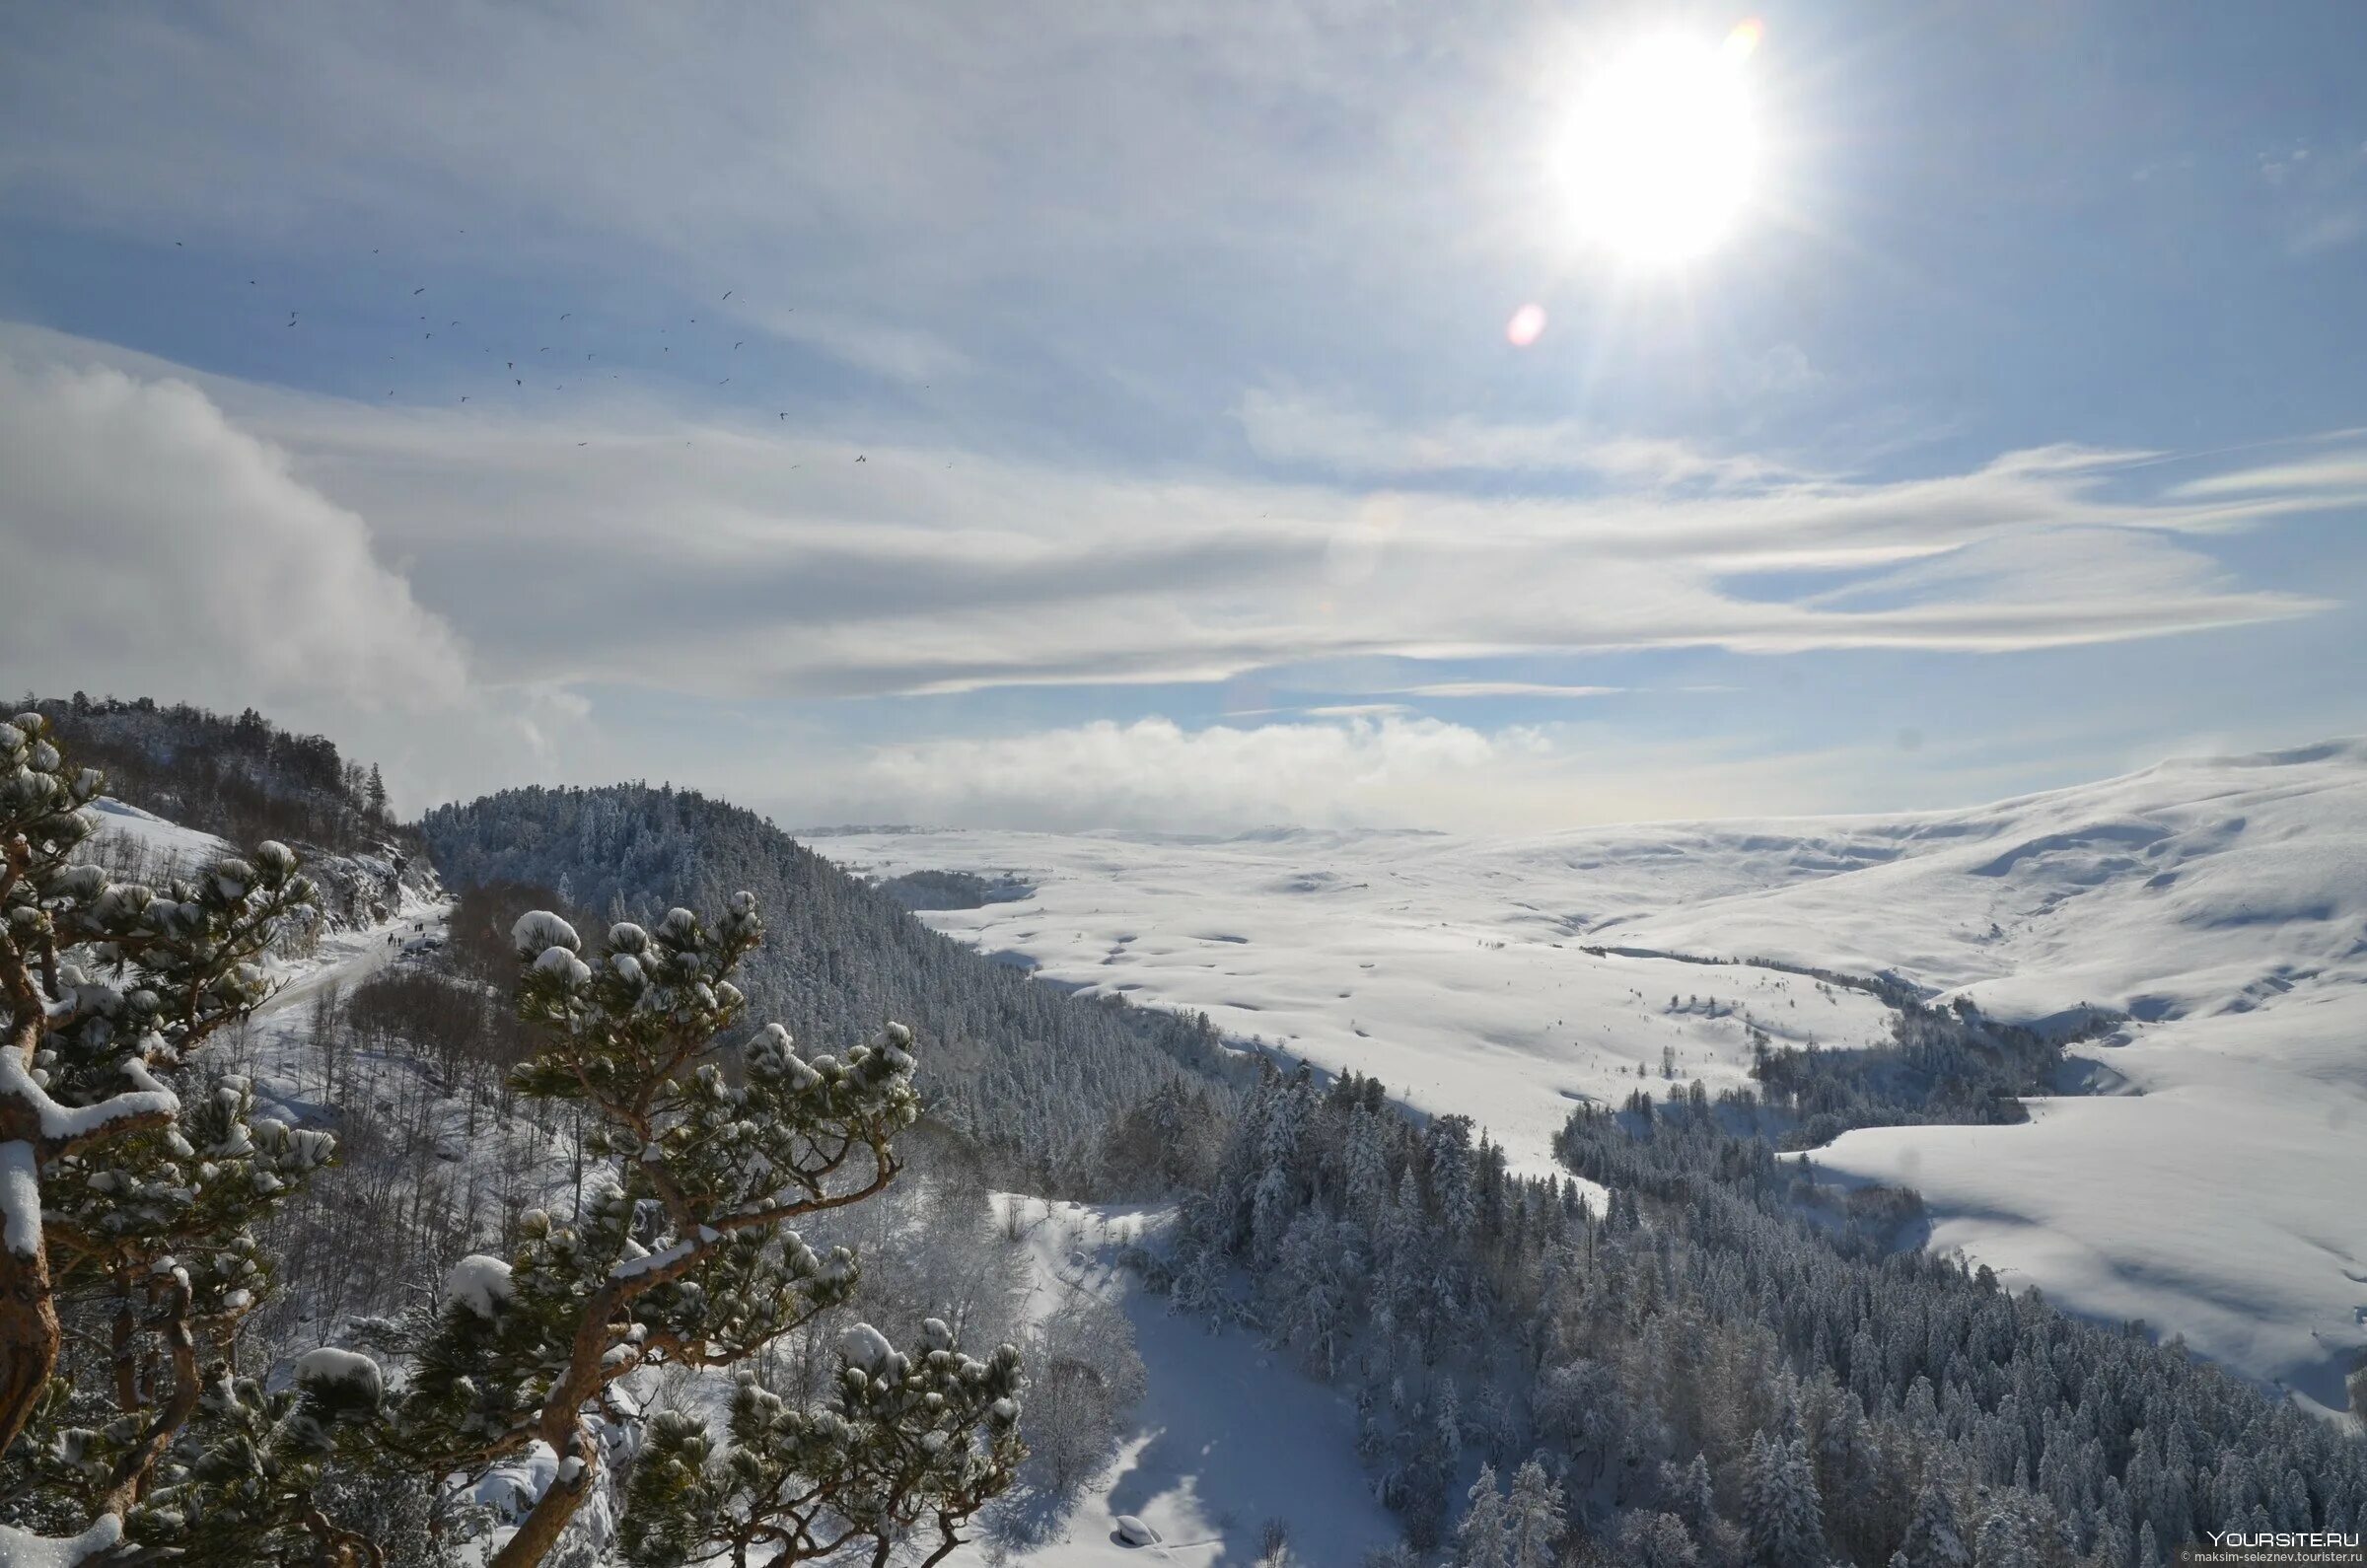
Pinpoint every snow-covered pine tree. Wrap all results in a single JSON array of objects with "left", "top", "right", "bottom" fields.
[
  {"left": 0, "top": 712, "right": 354, "bottom": 1561},
  {"left": 1899, "top": 1475, "right": 1972, "bottom": 1568},
  {"left": 1613, "top": 1508, "right": 1702, "bottom": 1568},
  {"left": 1739, "top": 1429, "right": 1828, "bottom": 1568},
  {"left": 383, "top": 895, "right": 1021, "bottom": 1567},
  {"left": 618, "top": 1319, "right": 1022, "bottom": 1567},
  {"left": 1456, "top": 1461, "right": 1508, "bottom": 1568},
  {"left": 1501, "top": 1458, "right": 1564, "bottom": 1568}
]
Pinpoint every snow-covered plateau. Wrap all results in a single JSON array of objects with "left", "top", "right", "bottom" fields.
[{"left": 817, "top": 739, "right": 2367, "bottom": 1415}]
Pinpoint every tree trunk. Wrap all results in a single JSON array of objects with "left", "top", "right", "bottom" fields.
[
  {"left": 0, "top": 1235, "right": 61, "bottom": 1461},
  {"left": 486, "top": 1450, "right": 592, "bottom": 1568}
]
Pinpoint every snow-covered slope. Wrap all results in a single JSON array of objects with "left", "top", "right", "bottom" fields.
[
  {"left": 962, "top": 1198, "right": 1399, "bottom": 1567},
  {"left": 814, "top": 739, "right": 2367, "bottom": 1412},
  {"left": 84, "top": 795, "right": 235, "bottom": 873}
]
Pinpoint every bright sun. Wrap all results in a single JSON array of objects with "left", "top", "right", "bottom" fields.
[{"left": 1554, "top": 23, "right": 1764, "bottom": 267}]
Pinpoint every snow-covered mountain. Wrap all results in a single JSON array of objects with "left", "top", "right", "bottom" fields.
[{"left": 814, "top": 738, "right": 2367, "bottom": 1412}]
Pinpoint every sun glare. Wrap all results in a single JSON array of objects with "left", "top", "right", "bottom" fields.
[{"left": 1554, "top": 22, "right": 1764, "bottom": 267}]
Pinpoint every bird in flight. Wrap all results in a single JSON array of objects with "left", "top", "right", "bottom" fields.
[
  {"left": 461, "top": 395, "right": 469, "bottom": 402},
  {"left": 578, "top": 442, "right": 588, "bottom": 447},
  {"left": 778, "top": 412, "right": 787, "bottom": 420},
  {"left": 413, "top": 287, "right": 425, "bottom": 294},
  {"left": 561, "top": 313, "right": 571, "bottom": 321},
  {"left": 722, "top": 290, "right": 732, "bottom": 301},
  {"left": 718, "top": 377, "right": 730, "bottom": 386},
  {"left": 855, "top": 455, "right": 866, "bottom": 463},
  {"left": 734, "top": 341, "right": 743, "bottom": 350}
]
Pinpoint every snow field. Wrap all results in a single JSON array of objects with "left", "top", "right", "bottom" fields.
[{"left": 825, "top": 830, "right": 1895, "bottom": 1177}]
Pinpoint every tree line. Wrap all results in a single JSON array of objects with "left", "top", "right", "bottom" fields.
[{"left": 1137, "top": 1061, "right": 2367, "bottom": 1566}]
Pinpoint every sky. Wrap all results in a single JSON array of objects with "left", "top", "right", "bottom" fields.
[{"left": 3, "top": 0, "right": 2365, "bottom": 833}]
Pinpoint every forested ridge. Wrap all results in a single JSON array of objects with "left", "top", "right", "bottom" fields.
[
  {"left": 18, "top": 692, "right": 413, "bottom": 857},
  {"left": 420, "top": 782, "right": 1242, "bottom": 1193}
]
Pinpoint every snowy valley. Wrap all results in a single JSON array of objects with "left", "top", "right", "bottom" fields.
[
  {"left": 7, "top": 702, "right": 2364, "bottom": 1568},
  {"left": 816, "top": 739, "right": 2367, "bottom": 1415}
]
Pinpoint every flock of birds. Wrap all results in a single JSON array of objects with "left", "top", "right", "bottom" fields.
[{"left": 196, "top": 240, "right": 900, "bottom": 461}]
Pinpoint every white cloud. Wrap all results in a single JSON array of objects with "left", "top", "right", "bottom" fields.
[
  {"left": 0, "top": 347, "right": 605, "bottom": 814},
  {"left": 2169, "top": 452, "right": 2367, "bottom": 498},
  {"left": 0, "top": 352, "right": 470, "bottom": 715},
  {"left": 848, "top": 714, "right": 1539, "bottom": 831},
  {"left": 1388, "top": 681, "right": 1624, "bottom": 699}
]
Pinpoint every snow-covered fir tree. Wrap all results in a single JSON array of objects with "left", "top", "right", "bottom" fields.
[
  {"left": 1456, "top": 1461, "right": 1507, "bottom": 1568},
  {"left": 1741, "top": 1429, "right": 1829, "bottom": 1568}
]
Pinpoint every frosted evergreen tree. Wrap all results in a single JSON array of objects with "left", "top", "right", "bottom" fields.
[
  {"left": 620, "top": 1319, "right": 1022, "bottom": 1568},
  {"left": 1456, "top": 1461, "right": 1508, "bottom": 1568},
  {"left": 1272, "top": 1205, "right": 1363, "bottom": 1380},
  {"left": 1664, "top": 1452, "right": 1717, "bottom": 1535},
  {"left": 0, "top": 713, "right": 356, "bottom": 1563},
  {"left": 381, "top": 895, "right": 1021, "bottom": 1567},
  {"left": 1739, "top": 1430, "right": 1827, "bottom": 1568},
  {"left": 1614, "top": 1509, "right": 1702, "bottom": 1568},
  {"left": 1165, "top": 1203, "right": 1230, "bottom": 1325},
  {"left": 1899, "top": 1477, "right": 1972, "bottom": 1568},
  {"left": 1502, "top": 1458, "right": 1564, "bottom": 1568},
  {"left": 1345, "top": 1105, "right": 1392, "bottom": 1223},
  {"left": 1972, "top": 1502, "right": 2040, "bottom": 1568}
]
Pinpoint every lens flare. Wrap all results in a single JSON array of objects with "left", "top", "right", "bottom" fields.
[{"left": 1506, "top": 303, "right": 1547, "bottom": 346}]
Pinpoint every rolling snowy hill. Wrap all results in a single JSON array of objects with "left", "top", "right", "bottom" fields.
[{"left": 813, "top": 739, "right": 2367, "bottom": 1413}]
